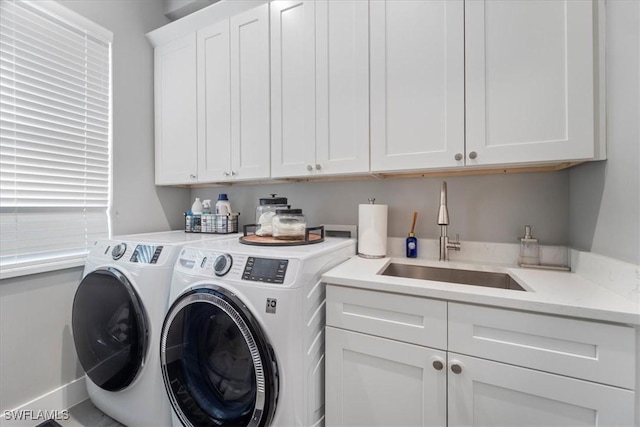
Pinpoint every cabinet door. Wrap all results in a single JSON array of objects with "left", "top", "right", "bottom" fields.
[
  {"left": 230, "top": 4, "right": 270, "bottom": 180},
  {"left": 154, "top": 34, "right": 198, "bottom": 185},
  {"left": 465, "top": 0, "right": 595, "bottom": 165},
  {"left": 370, "top": 0, "right": 464, "bottom": 172},
  {"left": 270, "top": 0, "right": 316, "bottom": 178},
  {"left": 315, "top": 0, "right": 369, "bottom": 176},
  {"left": 325, "top": 327, "right": 446, "bottom": 427},
  {"left": 448, "top": 353, "right": 635, "bottom": 427},
  {"left": 197, "top": 20, "right": 231, "bottom": 182}
]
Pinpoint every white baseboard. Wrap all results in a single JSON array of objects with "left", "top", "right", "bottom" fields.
[{"left": 1, "top": 376, "right": 88, "bottom": 426}]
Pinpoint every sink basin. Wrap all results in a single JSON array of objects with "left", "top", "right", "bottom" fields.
[{"left": 380, "top": 263, "right": 526, "bottom": 291}]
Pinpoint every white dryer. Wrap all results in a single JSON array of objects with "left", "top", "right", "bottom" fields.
[
  {"left": 161, "top": 236, "right": 356, "bottom": 427},
  {"left": 72, "top": 231, "right": 238, "bottom": 427}
]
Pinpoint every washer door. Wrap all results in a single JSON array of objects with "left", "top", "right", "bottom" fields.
[
  {"left": 72, "top": 268, "right": 148, "bottom": 391},
  {"left": 161, "top": 286, "right": 278, "bottom": 427}
]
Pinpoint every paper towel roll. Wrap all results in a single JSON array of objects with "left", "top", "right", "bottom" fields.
[{"left": 358, "top": 203, "right": 388, "bottom": 258}]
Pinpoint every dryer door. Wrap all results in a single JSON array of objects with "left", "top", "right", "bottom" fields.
[
  {"left": 161, "top": 286, "right": 278, "bottom": 427},
  {"left": 72, "top": 268, "right": 148, "bottom": 391}
]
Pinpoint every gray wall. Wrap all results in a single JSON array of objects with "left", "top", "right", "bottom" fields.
[
  {"left": 569, "top": 0, "right": 640, "bottom": 265},
  {"left": 0, "top": 268, "right": 84, "bottom": 412},
  {"left": 0, "top": 0, "right": 187, "bottom": 412},
  {"left": 193, "top": 172, "right": 570, "bottom": 246}
]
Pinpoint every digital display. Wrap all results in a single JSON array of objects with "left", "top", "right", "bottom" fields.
[
  {"left": 243, "top": 257, "right": 288, "bottom": 284},
  {"left": 130, "top": 245, "right": 162, "bottom": 264}
]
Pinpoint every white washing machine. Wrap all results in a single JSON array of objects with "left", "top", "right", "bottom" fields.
[
  {"left": 161, "top": 236, "right": 356, "bottom": 427},
  {"left": 72, "top": 231, "right": 239, "bottom": 427}
]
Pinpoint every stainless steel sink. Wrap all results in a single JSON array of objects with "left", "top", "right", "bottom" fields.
[{"left": 380, "top": 263, "right": 526, "bottom": 291}]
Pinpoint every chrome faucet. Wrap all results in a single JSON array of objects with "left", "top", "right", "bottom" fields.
[{"left": 437, "top": 181, "right": 460, "bottom": 261}]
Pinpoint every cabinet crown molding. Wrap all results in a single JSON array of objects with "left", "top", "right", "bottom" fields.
[{"left": 146, "top": 0, "right": 269, "bottom": 46}]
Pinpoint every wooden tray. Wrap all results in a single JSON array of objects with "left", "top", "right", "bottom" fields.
[{"left": 240, "top": 225, "right": 325, "bottom": 246}]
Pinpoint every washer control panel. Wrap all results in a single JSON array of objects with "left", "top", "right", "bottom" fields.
[
  {"left": 130, "top": 245, "right": 163, "bottom": 264},
  {"left": 90, "top": 240, "right": 175, "bottom": 266},
  {"left": 242, "top": 257, "right": 289, "bottom": 284}
]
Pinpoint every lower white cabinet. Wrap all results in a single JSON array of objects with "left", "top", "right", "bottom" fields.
[
  {"left": 325, "top": 327, "right": 447, "bottom": 427},
  {"left": 325, "top": 285, "right": 636, "bottom": 427},
  {"left": 448, "top": 353, "right": 635, "bottom": 427}
]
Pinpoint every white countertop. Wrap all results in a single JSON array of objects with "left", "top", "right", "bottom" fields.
[{"left": 322, "top": 255, "right": 640, "bottom": 326}]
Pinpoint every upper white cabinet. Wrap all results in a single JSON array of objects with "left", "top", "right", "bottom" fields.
[
  {"left": 370, "top": 0, "right": 465, "bottom": 173},
  {"left": 196, "top": 20, "right": 230, "bottom": 182},
  {"left": 371, "top": 0, "right": 601, "bottom": 173},
  {"left": 465, "top": 0, "right": 596, "bottom": 166},
  {"left": 197, "top": 4, "right": 270, "bottom": 182},
  {"left": 271, "top": 0, "right": 369, "bottom": 178},
  {"left": 150, "top": 2, "right": 269, "bottom": 185},
  {"left": 154, "top": 34, "right": 198, "bottom": 185},
  {"left": 151, "top": 0, "right": 603, "bottom": 184}
]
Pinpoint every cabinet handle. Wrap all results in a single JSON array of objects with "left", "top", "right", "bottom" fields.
[
  {"left": 307, "top": 165, "right": 313, "bottom": 172},
  {"left": 231, "top": 171, "right": 237, "bottom": 176},
  {"left": 223, "top": 171, "right": 230, "bottom": 177},
  {"left": 432, "top": 360, "right": 444, "bottom": 371},
  {"left": 450, "top": 363, "right": 463, "bottom": 374},
  {"left": 189, "top": 174, "right": 196, "bottom": 180},
  {"left": 468, "top": 151, "right": 478, "bottom": 160},
  {"left": 454, "top": 153, "right": 463, "bottom": 161},
  {"left": 315, "top": 163, "right": 322, "bottom": 170}
]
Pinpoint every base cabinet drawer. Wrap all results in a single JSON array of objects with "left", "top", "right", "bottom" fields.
[
  {"left": 448, "top": 302, "right": 636, "bottom": 389},
  {"left": 326, "top": 285, "right": 447, "bottom": 349},
  {"left": 448, "top": 353, "right": 635, "bottom": 427}
]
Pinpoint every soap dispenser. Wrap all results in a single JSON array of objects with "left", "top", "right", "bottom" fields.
[{"left": 518, "top": 225, "right": 540, "bottom": 266}]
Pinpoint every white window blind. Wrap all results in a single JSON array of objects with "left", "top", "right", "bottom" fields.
[{"left": 0, "top": 0, "right": 112, "bottom": 276}]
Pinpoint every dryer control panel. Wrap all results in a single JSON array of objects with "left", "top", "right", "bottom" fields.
[
  {"left": 242, "top": 257, "right": 289, "bottom": 284},
  {"left": 175, "top": 248, "right": 302, "bottom": 287}
]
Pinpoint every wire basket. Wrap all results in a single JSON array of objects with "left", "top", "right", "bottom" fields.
[{"left": 185, "top": 213, "right": 239, "bottom": 234}]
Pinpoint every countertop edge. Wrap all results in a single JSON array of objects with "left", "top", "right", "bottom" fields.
[{"left": 322, "top": 257, "right": 640, "bottom": 326}]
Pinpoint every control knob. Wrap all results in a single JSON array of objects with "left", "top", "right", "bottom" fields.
[
  {"left": 213, "top": 254, "right": 233, "bottom": 276},
  {"left": 111, "top": 243, "right": 127, "bottom": 260}
]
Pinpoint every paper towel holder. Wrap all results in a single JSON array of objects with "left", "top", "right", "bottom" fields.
[{"left": 357, "top": 198, "right": 388, "bottom": 259}]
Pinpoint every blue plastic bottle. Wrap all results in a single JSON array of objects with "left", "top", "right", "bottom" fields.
[{"left": 406, "top": 232, "right": 418, "bottom": 258}]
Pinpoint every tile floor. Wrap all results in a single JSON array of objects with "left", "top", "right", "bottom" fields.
[{"left": 59, "top": 400, "right": 123, "bottom": 427}]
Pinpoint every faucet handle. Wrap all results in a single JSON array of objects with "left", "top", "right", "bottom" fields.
[{"left": 449, "top": 234, "right": 461, "bottom": 251}]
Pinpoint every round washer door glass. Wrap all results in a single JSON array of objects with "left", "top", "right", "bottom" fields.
[
  {"left": 161, "top": 287, "right": 278, "bottom": 427},
  {"left": 72, "top": 268, "right": 148, "bottom": 391}
]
